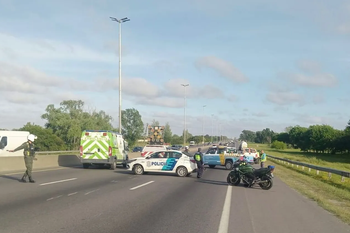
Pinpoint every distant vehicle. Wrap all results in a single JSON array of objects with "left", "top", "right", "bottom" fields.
[
  {"left": 133, "top": 147, "right": 143, "bottom": 152},
  {"left": 0, "top": 131, "right": 30, "bottom": 157},
  {"left": 203, "top": 145, "right": 240, "bottom": 170},
  {"left": 141, "top": 145, "right": 168, "bottom": 157},
  {"left": 189, "top": 141, "right": 195, "bottom": 146},
  {"left": 127, "top": 150, "right": 197, "bottom": 177},
  {"left": 243, "top": 148, "right": 260, "bottom": 164},
  {"left": 79, "top": 130, "right": 128, "bottom": 169},
  {"left": 170, "top": 145, "right": 182, "bottom": 150}
]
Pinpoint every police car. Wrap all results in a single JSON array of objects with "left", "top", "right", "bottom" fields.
[{"left": 127, "top": 150, "right": 197, "bottom": 177}]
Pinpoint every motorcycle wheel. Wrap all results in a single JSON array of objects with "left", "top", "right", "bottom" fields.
[
  {"left": 259, "top": 176, "right": 273, "bottom": 190},
  {"left": 227, "top": 174, "right": 240, "bottom": 186}
]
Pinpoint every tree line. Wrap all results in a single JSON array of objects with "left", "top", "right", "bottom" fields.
[
  {"left": 239, "top": 122, "right": 350, "bottom": 154},
  {"left": 6, "top": 100, "right": 226, "bottom": 151}
]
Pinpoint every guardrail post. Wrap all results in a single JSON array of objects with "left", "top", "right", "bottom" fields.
[
  {"left": 328, "top": 172, "right": 332, "bottom": 179},
  {"left": 316, "top": 170, "right": 319, "bottom": 175},
  {"left": 297, "top": 165, "right": 299, "bottom": 168},
  {"left": 341, "top": 176, "right": 345, "bottom": 182},
  {"left": 302, "top": 166, "right": 304, "bottom": 170},
  {"left": 309, "top": 168, "right": 311, "bottom": 172}
]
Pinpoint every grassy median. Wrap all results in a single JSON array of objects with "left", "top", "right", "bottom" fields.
[{"left": 250, "top": 143, "right": 350, "bottom": 225}]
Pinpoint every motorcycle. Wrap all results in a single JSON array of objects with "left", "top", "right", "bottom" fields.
[{"left": 226, "top": 160, "right": 275, "bottom": 190}]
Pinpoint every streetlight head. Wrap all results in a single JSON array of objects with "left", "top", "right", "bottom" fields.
[
  {"left": 181, "top": 84, "right": 189, "bottom": 87},
  {"left": 121, "top": 17, "right": 130, "bottom": 23},
  {"left": 110, "top": 17, "right": 119, "bottom": 22}
]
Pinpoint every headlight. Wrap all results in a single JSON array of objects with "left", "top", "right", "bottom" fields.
[{"left": 235, "top": 167, "right": 239, "bottom": 171}]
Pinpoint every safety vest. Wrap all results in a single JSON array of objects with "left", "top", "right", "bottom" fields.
[
  {"left": 261, "top": 153, "right": 267, "bottom": 162},
  {"left": 194, "top": 153, "right": 201, "bottom": 162}
]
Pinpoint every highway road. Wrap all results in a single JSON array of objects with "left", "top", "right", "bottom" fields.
[{"left": 0, "top": 165, "right": 349, "bottom": 233}]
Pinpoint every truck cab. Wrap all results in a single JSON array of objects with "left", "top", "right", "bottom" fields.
[{"left": 203, "top": 146, "right": 239, "bottom": 170}]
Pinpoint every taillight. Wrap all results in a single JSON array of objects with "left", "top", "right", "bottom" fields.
[
  {"left": 108, "top": 146, "right": 112, "bottom": 156},
  {"left": 190, "top": 159, "right": 196, "bottom": 163},
  {"left": 79, "top": 146, "right": 83, "bottom": 156},
  {"left": 103, "top": 133, "right": 107, "bottom": 136},
  {"left": 85, "top": 132, "right": 89, "bottom": 136}
]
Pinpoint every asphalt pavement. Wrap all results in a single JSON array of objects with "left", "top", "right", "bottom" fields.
[{"left": 0, "top": 164, "right": 349, "bottom": 233}]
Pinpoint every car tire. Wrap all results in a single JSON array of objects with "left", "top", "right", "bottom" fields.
[
  {"left": 133, "top": 164, "right": 144, "bottom": 175},
  {"left": 110, "top": 161, "right": 117, "bottom": 170},
  {"left": 176, "top": 166, "right": 188, "bottom": 177},
  {"left": 225, "top": 161, "right": 233, "bottom": 170},
  {"left": 209, "top": 165, "right": 216, "bottom": 168},
  {"left": 83, "top": 163, "right": 90, "bottom": 169}
]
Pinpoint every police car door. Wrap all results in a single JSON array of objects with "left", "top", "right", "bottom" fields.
[{"left": 147, "top": 152, "right": 167, "bottom": 172}]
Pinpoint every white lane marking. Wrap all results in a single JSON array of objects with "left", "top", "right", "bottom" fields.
[
  {"left": 111, "top": 180, "right": 119, "bottom": 183},
  {"left": 39, "top": 178, "right": 77, "bottom": 186},
  {"left": 217, "top": 185, "right": 232, "bottom": 233},
  {"left": 68, "top": 192, "right": 78, "bottom": 196},
  {"left": 47, "top": 195, "right": 63, "bottom": 201},
  {"left": 130, "top": 181, "right": 154, "bottom": 191},
  {"left": 85, "top": 189, "right": 99, "bottom": 195}
]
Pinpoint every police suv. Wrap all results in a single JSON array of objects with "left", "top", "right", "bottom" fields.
[{"left": 127, "top": 150, "right": 197, "bottom": 177}]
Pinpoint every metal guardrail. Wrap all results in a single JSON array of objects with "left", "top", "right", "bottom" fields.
[{"left": 267, "top": 154, "right": 350, "bottom": 181}]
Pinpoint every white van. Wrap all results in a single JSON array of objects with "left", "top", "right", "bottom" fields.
[
  {"left": 0, "top": 131, "right": 30, "bottom": 157},
  {"left": 141, "top": 145, "right": 168, "bottom": 157}
]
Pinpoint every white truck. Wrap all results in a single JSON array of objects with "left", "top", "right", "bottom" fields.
[{"left": 0, "top": 131, "right": 30, "bottom": 157}]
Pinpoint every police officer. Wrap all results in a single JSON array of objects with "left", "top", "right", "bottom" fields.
[
  {"left": 260, "top": 150, "right": 267, "bottom": 168},
  {"left": 183, "top": 146, "right": 191, "bottom": 156},
  {"left": 8, "top": 134, "right": 38, "bottom": 183},
  {"left": 194, "top": 148, "right": 204, "bottom": 178}
]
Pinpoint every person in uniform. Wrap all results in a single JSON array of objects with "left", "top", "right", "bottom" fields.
[
  {"left": 8, "top": 134, "right": 38, "bottom": 183},
  {"left": 194, "top": 148, "right": 204, "bottom": 178}
]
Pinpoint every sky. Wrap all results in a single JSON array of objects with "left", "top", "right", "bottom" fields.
[{"left": 0, "top": 0, "right": 349, "bottom": 138}]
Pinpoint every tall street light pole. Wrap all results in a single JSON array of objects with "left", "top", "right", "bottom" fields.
[
  {"left": 202, "top": 105, "right": 206, "bottom": 144},
  {"left": 181, "top": 84, "right": 189, "bottom": 146},
  {"left": 211, "top": 114, "right": 214, "bottom": 143},
  {"left": 110, "top": 16, "right": 130, "bottom": 134}
]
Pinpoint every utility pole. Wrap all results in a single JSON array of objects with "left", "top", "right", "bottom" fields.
[
  {"left": 110, "top": 16, "right": 130, "bottom": 133},
  {"left": 202, "top": 105, "right": 206, "bottom": 144},
  {"left": 181, "top": 84, "right": 189, "bottom": 145}
]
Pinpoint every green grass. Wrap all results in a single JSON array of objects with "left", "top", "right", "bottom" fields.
[{"left": 250, "top": 143, "right": 350, "bottom": 225}]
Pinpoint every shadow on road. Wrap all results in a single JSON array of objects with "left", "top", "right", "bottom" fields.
[
  {"left": 0, "top": 175, "right": 21, "bottom": 182},
  {"left": 196, "top": 178, "right": 228, "bottom": 186}
]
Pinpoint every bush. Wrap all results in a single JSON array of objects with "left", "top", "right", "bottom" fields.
[{"left": 271, "top": 140, "right": 287, "bottom": 150}]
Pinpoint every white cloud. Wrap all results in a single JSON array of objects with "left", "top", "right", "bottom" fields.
[
  {"left": 297, "top": 60, "right": 322, "bottom": 73},
  {"left": 287, "top": 73, "right": 338, "bottom": 87},
  {"left": 135, "top": 97, "right": 184, "bottom": 108},
  {"left": 0, "top": 33, "right": 145, "bottom": 67},
  {"left": 198, "top": 85, "right": 225, "bottom": 99},
  {"left": 195, "top": 56, "right": 249, "bottom": 83},
  {"left": 266, "top": 91, "right": 305, "bottom": 105},
  {"left": 279, "top": 60, "right": 338, "bottom": 88},
  {"left": 293, "top": 114, "right": 330, "bottom": 125}
]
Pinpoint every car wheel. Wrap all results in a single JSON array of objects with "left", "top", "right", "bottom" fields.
[
  {"left": 225, "top": 161, "right": 233, "bottom": 170},
  {"left": 176, "top": 166, "right": 188, "bottom": 177},
  {"left": 209, "top": 165, "right": 216, "bottom": 168},
  {"left": 83, "top": 163, "right": 90, "bottom": 169},
  {"left": 133, "top": 164, "right": 144, "bottom": 175},
  {"left": 110, "top": 162, "right": 116, "bottom": 170}
]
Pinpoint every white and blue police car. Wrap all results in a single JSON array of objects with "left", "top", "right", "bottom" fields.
[{"left": 127, "top": 150, "right": 197, "bottom": 177}]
